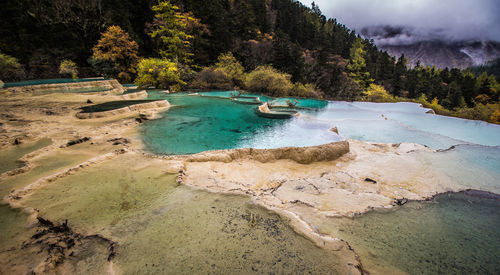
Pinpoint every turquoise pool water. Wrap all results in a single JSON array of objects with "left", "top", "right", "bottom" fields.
[
  {"left": 141, "top": 92, "right": 500, "bottom": 193},
  {"left": 142, "top": 91, "right": 500, "bottom": 154},
  {"left": 141, "top": 93, "right": 341, "bottom": 154},
  {"left": 197, "top": 90, "right": 328, "bottom": 108},
  {"left": 302, "top": 101, "right": 500, "bottom": 148},
  {"left": 141, "top": 92, "right": 500, "bottom": 192},
  {"left": 3, "top": 78, "right": 107, "bottom": 87}
]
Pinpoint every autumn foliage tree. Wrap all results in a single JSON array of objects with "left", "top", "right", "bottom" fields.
[{"left": 91, "top": 25, "right": 139, "bottom": 82}]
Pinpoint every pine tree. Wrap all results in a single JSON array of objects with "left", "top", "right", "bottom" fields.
[
  {"left": 149, "top": 0, "right": 196, "bottom": 64},
  {"left": 393, "top": 54, "right": 408, "bottom": 95},
  {"left": 347, "top": 38, "right": 372, "bottom": 89},
  {"left": 272, "top": 31, "right": 306, "bottom": 83}
]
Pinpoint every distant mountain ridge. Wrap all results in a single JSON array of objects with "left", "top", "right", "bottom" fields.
[{"left": 361, "top": 25, "right": 500, "bottom": 69}]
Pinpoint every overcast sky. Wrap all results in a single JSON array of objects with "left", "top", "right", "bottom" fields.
[{"left": 298, "top": 0, "right": 500, "bottom": 42}]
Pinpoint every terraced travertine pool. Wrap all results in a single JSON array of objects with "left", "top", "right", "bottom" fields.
[
  {"left": 1, "top": 88, "right": 499, "bottom": 274},
  {"left": 142, "top": 91, "right": 339, "bottom": 154},
  {"left": 141, "top": 91, "right": 500, "bottom": 192},
  {"left": 6, "top": 154, "right": 353, "bottom": 274},
  {"left": 140, "top": 90, "right": 500, "bottom": 273},
  {"left": 142, "top": 91, "right": 500, "bottom": 153},
  {"left": 0, "top": 138, "right": 52, "bottom": 174}
]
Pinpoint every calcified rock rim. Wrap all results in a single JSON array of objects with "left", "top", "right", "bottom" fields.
[
  {"left": 3, "top": 79, "right": 125, "bottom": 95},
  {"left": 181, "top": 140, "right": 350, "bottom": 164}
]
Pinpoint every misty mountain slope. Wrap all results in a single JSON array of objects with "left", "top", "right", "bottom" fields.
[
  {"left": 382, "top": 41, "right": 500, "bottom": 69},
  {"left": 362, "top": 25, "right": 500, "bottom": 68}
]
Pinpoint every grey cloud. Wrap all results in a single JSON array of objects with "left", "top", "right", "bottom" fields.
[{"left": 300, "top": 0, "right": 500, "bottom": 42}]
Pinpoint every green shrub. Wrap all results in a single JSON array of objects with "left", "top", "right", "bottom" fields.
[
  {"left": 191, "top": 52, "right": 245, "bottom": 90},
  {"left": 134, "top": 58, "right": 185, "bottom": 90},
  {"left": 0, "top": 52, "right": 23, "bottom": 81},
  {"left": 454, "top": 103, "right": 500, "bottom": 123},
  {"left": 190, "top": 68, "right": 233, "bottom": 90},
  {"left": 490, "top": 109, "right": 500, "bottom": 123},
  {"left": 362, "top": 84, "right": 395, "bottom": 102},
  {"left": 410, "top": 94, "right": 452, "bottom": 116},
  {"left": 289, "top": 83, "right": 321, "bottom": 98},
  {"left": 244, "top": 65, "right": 293, "bottom": 97},
  {"left": 214, "top": 52, "right": 245, "bottom": 87},
  {"left": 59, "top": 59, "right": 78, "bottom": 79}
]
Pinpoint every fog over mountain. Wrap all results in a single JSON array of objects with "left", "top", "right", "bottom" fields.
[
  {"left": 300, "top": 0, "right": 500, "bottom": 68},
  {"left": 301, "top": 0, "right": 500, "bottom": 42}
]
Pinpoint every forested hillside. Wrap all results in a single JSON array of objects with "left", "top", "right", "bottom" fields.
[{"left": 0, "top": 0, "right": 498, "bottom": 122}]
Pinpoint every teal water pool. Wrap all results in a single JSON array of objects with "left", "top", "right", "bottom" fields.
[
  {"left": 141, "top": 92, "right": 339, "bottom": 155},
  {"left": 197, "top": 90, "right": 328, "bottom": 109},
  {"left": 3, "top": 78, "right": 107, "bottom": 88},
  {"left": 141, "top": 91, "right": 500, "bottom": 154}
]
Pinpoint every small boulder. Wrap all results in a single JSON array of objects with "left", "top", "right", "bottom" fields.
[
  {"left": 394, "top": 198, "right": 408, "bottom": 206},
  {"left": 364, "top": 178, "right": 377, "bottom": 184},
  {"left": 330, "top": 126, "right": 339, "bottom": 134},
  {"left": 135, "top": 113, "right": 150, "bottom": 123},
  {"left": 63, "top": 137, "right": 90, "bottom": 147},
  {"left": 107, "top": 138, "right": 130, "bottom": 146},
  {"left": 86, "top": 99, "right": 93, "bottom": 104}
]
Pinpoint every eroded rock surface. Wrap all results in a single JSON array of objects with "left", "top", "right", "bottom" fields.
[
  {"left": 185, "top": 141, "right": 349, "bottom": 164},
  {"left": 183, "top": 140, "right": 455, "bottom": 216}
]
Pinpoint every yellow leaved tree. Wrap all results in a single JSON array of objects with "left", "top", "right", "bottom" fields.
[{"left": 91, "top": 25, "right": 139, "bottom": 82}]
